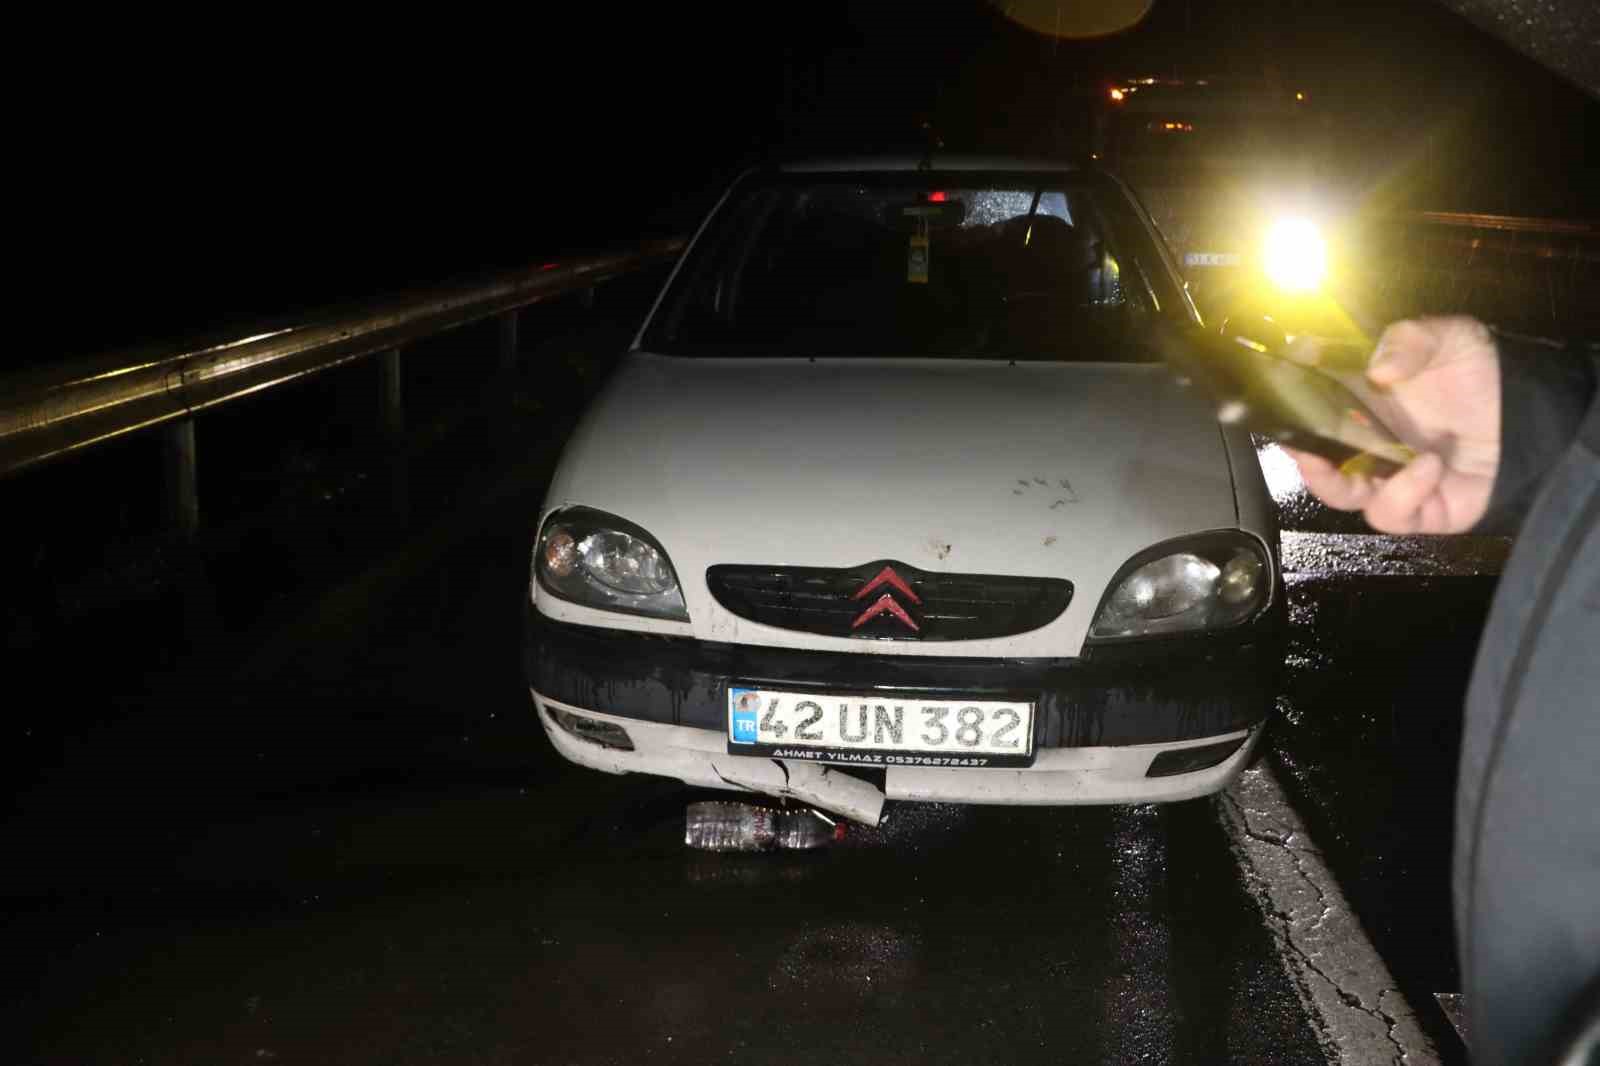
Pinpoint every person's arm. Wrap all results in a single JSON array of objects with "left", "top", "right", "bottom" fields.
[{"left": 1473, "top": 330, "right": 1598, "bottom": 534}]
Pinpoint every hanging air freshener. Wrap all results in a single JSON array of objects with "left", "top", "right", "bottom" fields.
[{"left": 908, "top": 214, "right": 930, "bottom": 284}]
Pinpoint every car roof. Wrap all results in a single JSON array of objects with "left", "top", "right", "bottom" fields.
[{"left": 776, "top": 155, "right": 1089, "bottom": 174}]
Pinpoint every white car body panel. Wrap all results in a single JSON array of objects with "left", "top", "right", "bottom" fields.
[{"left": 534, "top": 352, "right": 1245, "bottom": 657}]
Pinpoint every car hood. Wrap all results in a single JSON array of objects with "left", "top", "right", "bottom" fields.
[{"left": 541, "top": 353, "right": 1240, "bottom": 657}]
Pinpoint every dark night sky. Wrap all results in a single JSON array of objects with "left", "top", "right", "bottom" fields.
[{"left": 21, "top": 0, "right": 1598, "bottom": 366}]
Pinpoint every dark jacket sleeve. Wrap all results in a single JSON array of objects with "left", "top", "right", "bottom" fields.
[{"left": 1471, "top": 332, "right": 1599, "bottom": 535}]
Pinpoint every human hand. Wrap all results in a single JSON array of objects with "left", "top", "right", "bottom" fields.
[{"left": 1283, "top": 316, "right": 1501, "bottom": 534}]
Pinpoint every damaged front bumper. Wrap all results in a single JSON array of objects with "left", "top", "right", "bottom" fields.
[
  {"left": 535, "top": 692, "right": 1260, "bottom": 824},
  {"left": 525, "top": 606, "right": 1283, "bottom": 821}
]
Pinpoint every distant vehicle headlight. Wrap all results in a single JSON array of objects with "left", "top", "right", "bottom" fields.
[
  {"left": 534, "top": 507, "right": 689, "bottom": 620},
  {"left": 1262, "top": 216, "right": 1327, "bottom": 292},
  {"left": 1089, "top": 533, "right": 1272, "bottom": 640}
]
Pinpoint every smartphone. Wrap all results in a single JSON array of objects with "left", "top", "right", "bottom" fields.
[{"left": 1146, "top": 320, "right": 1417, "bottom": 477}]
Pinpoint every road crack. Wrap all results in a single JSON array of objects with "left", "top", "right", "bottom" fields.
[{"left": 1220, "top": 784, "right": 1421, "bottom": 1066}]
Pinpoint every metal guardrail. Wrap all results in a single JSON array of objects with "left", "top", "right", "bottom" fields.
[
  {"left": 1410, "top": 211, "right": 1599, "bottom": 238},
  {"left": 0, "top": 239, "right": 685, "bottom": 536},
  {"left": 1356, "top": 212, "right": 1600, "bottom": 339},
  {"left": 0, "top": 239, "right": 684, "bottom": 477}
]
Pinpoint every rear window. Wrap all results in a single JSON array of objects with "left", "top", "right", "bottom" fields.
[{"left": 642, "top": 171, "right": 1184, "bottom": 360}]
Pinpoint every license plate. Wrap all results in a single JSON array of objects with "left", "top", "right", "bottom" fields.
[
  {"left": 727, "top": 686, "right": 1035, "bottom": 768},
  {"left": 1184, "top": 251, "right": 1242, "bottom": 267}
]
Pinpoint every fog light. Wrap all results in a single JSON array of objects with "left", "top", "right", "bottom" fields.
[
  {"left": 1145, "top": 737, "right": 1247, "bottom": 777},
  {"left": 1262, "top": 217, "right": 1326, "bottom": 292},
  {"left": 547, "top": 706, "right": 634, "bottom": 751}
]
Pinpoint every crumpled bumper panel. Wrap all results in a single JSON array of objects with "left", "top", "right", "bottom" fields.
[{"left": 525, "top": 606, "right": 1282, "bottom": 748}]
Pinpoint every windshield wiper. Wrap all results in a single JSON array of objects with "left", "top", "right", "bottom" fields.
[{"left": 1023, "top": 186, "right": 1044, "bottom": 246}]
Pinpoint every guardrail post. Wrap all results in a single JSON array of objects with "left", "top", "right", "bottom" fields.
[
  {"left": 379, "top": 348, "right": 404, "bottom": 438},
  {"left": 378, "top": 347, "right": 409, "bottom": 522},
  {"left": 163, "top": 418, "right": 199, "bottom": 541},
  {"left": 498, "top": 310, "right": 520, "bottom": 371}
]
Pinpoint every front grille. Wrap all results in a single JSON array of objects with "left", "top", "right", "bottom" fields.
[{"left": 706, "top": 559, "right": 1073, "bottom": 642}]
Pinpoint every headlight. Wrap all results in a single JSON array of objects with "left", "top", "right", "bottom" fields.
[
  {"left": 1090, "top": 532, "right": 1272, "bottom": 640},
  {"left": 534, "top": 507, "right": 689, "bottom": 621},
  {"left": 1262, "top": 216, "right": 1326, "bottom": 292}
]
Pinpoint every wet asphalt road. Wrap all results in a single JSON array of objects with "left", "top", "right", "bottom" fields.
[
  {"left": 11, "top": 787, "right": 1322, "bottom": 1065},
  {"left": 3, "top": 352, "right": 1496, "bottom": 1064}
]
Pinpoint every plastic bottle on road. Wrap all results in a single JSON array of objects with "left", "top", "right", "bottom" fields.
[
  {"left": 685, "top": 801, "right": 778, "bottom": 851},
  {"left": 685, "top": 801, "right": 835, "bottom": 852},
  {"left": 775, "top": 809, "right": 834, "bottom": 850}
]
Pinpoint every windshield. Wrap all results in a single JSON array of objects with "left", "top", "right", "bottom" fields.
[{"left": 642, "top": 171, "right": 1185, "bottom": 360}]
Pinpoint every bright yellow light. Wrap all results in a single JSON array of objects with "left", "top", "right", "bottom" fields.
[
  {"left": 1263, "top": 217, "right": 1327, "bottom": 292},
  {"left": 1295, "top": 91, "right": 1305, "bottom": 101},
  {"left": 1109, "top": 88, "right": 1125, "bottom": 102}
]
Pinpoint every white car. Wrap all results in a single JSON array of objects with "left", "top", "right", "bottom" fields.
[{"left": 526, "top": 156, "right": 1283, "bottom": 826}]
